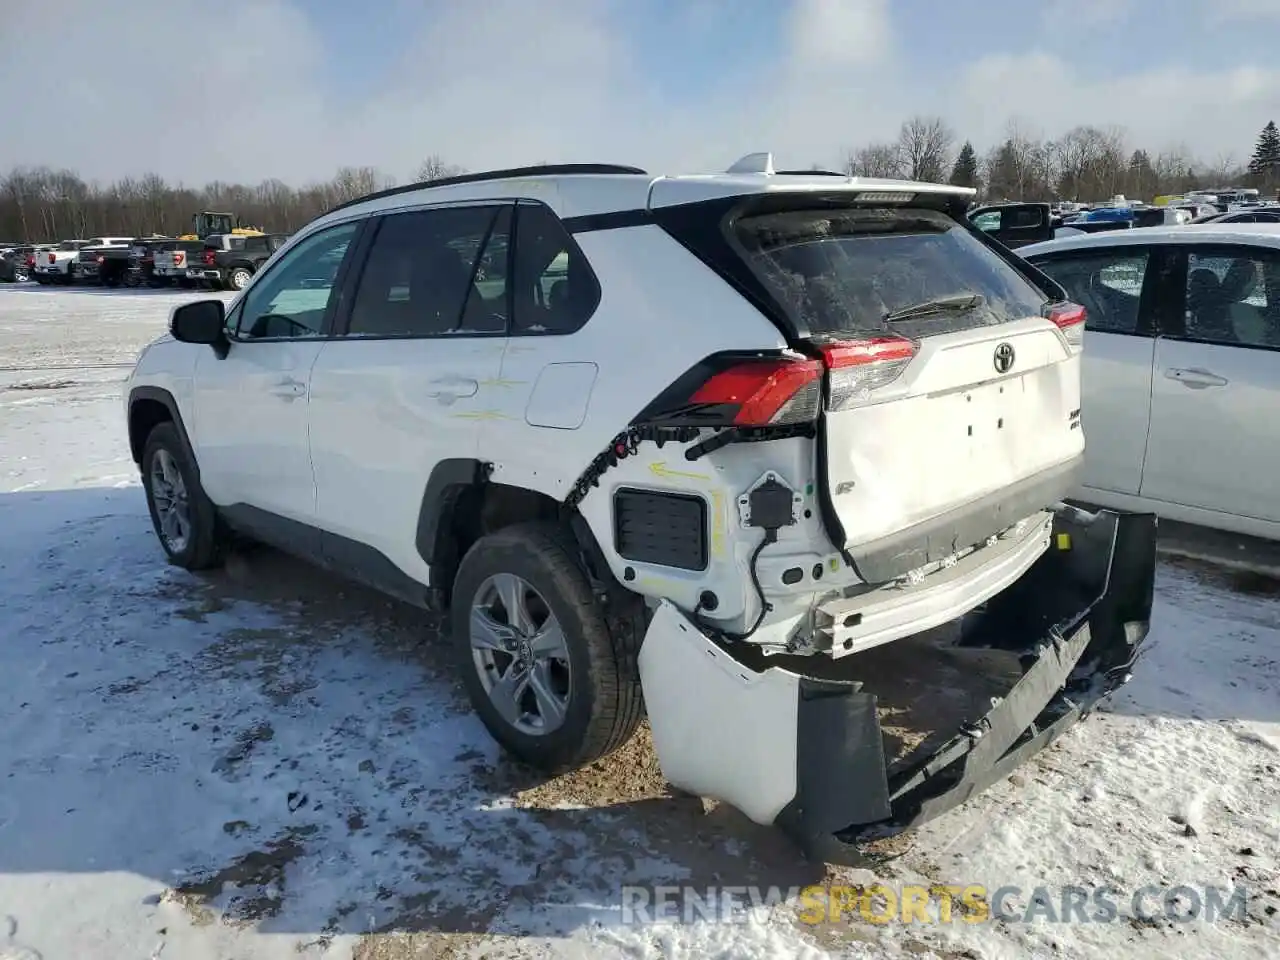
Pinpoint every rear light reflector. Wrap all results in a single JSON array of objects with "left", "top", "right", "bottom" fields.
[
  {"left": 689, "top": 357, "right": 823, "bottom": 426},
  {"left": 824, "top": 336, "right": 917, "bottom": 411},
  {"left": 203, "top": 250, "right": 216, "bottom": 265},
  {"left": 96, "top": 255, "right": 104, "bottom": 264},
  {"left": 47, "top": 253, "right": 55, "bottom": 264},
  {"left": 1045, "top": 301, "right": 1085, "bottom": 350}
]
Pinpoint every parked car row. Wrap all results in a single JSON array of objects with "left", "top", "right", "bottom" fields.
[{"left": 0, "top": 231, "right": 291, "bottom": 290}]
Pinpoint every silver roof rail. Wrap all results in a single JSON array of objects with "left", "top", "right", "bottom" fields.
[{"left": 726, "top": 152, "right": 775, "bottom": 175}]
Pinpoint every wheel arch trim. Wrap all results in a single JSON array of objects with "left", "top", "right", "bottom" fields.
[{"left": 128, "top": 385, "right": 199, "bottom": 479}]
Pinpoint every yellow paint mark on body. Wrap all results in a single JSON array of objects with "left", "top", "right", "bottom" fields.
[
  {"left": 450, "top": 410, "right": 515, "bottom": 421},
  {"left": 710, "top": 489, "right": 726, "bottom": 558},
  {"left": 649, "top": 461, "right": 709, "bottom": 482}
]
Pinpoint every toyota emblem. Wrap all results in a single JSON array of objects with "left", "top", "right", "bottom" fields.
[{"left": 993, "top": 342, "right": 1015, "bottom": 374}]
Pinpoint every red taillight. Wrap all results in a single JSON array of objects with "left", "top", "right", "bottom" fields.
[
  {"left": 25, "top": 255, "right": 34, "bottom": 266},
  {"left": 96, "top": 255, "right": 104, "bottom": 264},
  {"left": 689, "top": 357, "right": 823, "bottom": 426},
  {"left": 173, "top": 252, "right": 185, "bottom": 265},
  {"left": 823, "top": 336, "right": 918, "bottom": 411},
  {"left": 47, "top": 253, "right": 55, "bottom": 264},
  {"left": 203, "top": 250, "right": 216, "bottom": 266},
  {"left": 1044, "top": 301, "right": 1085, "bottom": 350},
  {"left": 642, "top": 335, "right": 919, "bottom": 428}
]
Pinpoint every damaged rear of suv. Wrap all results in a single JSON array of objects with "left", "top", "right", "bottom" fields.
[
  {"left": 573, "top": 159, "right": 1157, "bottom": 861},
  {"left": 129, "top": 156, "right": 1157, "bottom": 864}
]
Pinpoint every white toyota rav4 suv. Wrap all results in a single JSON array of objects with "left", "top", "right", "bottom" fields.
[{"left": 126, "top": 156, "right": 1156, "bottom": 861}]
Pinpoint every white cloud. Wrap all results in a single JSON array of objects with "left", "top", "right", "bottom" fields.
[
  {"left": 0, "top": 0, "right": 1277, "bottom": 188},
  {"left": 786, "top": 0, "right": 893, "bottom": 68}
]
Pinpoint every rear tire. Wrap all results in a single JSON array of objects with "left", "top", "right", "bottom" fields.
[
  {"left": 140, "top": 422, "right": 227, "bottom": 570},
  {"left": 227, "top": 267, "right": 253, "bottom": 291},
  {"left": 451, "top": 522, "right": 645, "bottom": 773}
]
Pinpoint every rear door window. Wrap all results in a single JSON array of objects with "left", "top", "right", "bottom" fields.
[
  {"left": 1180, "top": 248, "right": 1280, "bottom": 348},
  {"left": 345, "top": 205, "right": 509, "bottom": 338},
  {"left": 733, "top": 206, "right": 1050, "bottom": 339},
  {"left": 1030, "top": 251, "right": 1150, "bottom": 335}
]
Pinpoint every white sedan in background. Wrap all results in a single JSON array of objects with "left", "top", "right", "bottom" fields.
[{"left": 1020, "top": 225, "right": 1280, "bottom": 542}]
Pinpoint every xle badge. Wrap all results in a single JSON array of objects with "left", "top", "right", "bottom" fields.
[{"left": 993, "top": 342, "right": 1015, "bottom": 374}]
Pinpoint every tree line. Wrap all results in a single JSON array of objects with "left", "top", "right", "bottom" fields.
[
  {"left": 850, "top": 117, "right": 1280, "bottom": 203},
  {"left": 2, "top": 120, "right": 1279, "bottom": 243}
]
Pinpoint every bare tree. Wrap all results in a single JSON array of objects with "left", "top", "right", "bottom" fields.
[
  {"left": 896, "top": 116, "right": 954, "bottom": 183},
  {"left": 983, "top": 120, "right": 1053, "bottom": 201},
  {"left": 844, "top": 143, "right": 903, "bottom": 178},
  {"left": 415, "top": 155, "right": 467, "bottom": 182}
]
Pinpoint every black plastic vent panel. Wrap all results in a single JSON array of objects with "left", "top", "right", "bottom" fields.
[{"left": 613, "top": 488, "right": 708, "bottom": 571}]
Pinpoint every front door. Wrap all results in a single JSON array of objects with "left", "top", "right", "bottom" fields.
[
  {"left": 1141, "top": 244, "right": 1280, "bottom": 527},
  {"left": 191, "top": 220, "right": 363, "bottom": 524}
]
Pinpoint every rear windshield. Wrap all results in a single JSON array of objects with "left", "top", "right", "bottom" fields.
[{"left": 733, "top": 206, "right": 1051, "bottom": 338}]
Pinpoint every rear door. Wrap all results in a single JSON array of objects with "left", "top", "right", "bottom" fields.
[
  {"left": 307, "top": 202, "right": 510, "bottom": 584},
  {"left": 1140, "top": 242, "right": 1280, "bottom": 527},
  {"left": 1026, "top": 244, "right": 1169, "bottom": 496},
  {"left": 968, "top": 204, "right": 1055, "bottom": 248},
  {"left": 728, "top": 202, "right": 1080, "bottom": 573}
]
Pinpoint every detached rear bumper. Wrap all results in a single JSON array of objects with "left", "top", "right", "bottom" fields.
[{"left": 638, "top": 506, "right": 1157, "bottom": 865}]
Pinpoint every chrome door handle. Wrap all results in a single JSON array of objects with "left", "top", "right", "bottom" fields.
[
  {"left": 1164, "top": 367, "right": 1227, "bottom": 389},
  {"left": 268, "top": 378, "right": 306, "bottom": 399}
]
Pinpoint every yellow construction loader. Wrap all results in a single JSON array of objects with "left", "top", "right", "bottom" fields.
[{"left": 177, "top": 211, "right": 265, "bottom": 241}]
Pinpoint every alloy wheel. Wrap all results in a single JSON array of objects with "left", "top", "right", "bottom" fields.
[
  {"left": 469, "top": 573, "right": 572, "bottom": 736},
  {"left": 149, "top": 448, "right": 191, "bottom": 554}
]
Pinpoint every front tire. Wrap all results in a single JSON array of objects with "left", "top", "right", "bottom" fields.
[
  {"left": 451, "top": 522, "right": 645, "bottom": 773},
  {"left": 140, "top": 422, "right": 227, "bottom": 570}
]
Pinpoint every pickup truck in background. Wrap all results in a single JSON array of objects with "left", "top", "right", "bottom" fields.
[
  {"left": 151, "top": 239, "right": 217, "bottom": 287},
  {"left": 72, "top": 240, "right": 142, "bottom": 286},
  {"left": 37, "top": 237, "right": 132, "bottom": 284},
  {"left": 125, "top": 237, "right": 178, "bottom": 287},
  {"left": 34, "top": 240, "right": 88, "bottom": 283},
  {"left": 185, "top": 232, "right": 290, "bottom": 290}
]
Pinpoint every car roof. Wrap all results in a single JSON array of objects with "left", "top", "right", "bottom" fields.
[
  {"left": 311, "top": 157, "right": 976, "bottom": 229},
  {"left": 1019, "top": 223, "right": 1280, "bottom": 258}
]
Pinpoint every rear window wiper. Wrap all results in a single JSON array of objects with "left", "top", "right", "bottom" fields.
[{"left": 883, "top": 293, "right": 985, "bottom": 324}]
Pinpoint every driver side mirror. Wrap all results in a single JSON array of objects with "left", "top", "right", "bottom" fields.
[{"left": 170, "top": 299, "right": 229, "bottom": 358}]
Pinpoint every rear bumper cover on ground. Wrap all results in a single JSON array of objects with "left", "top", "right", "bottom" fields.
[{"left": 638, "top": 506, "right": 1157, "bottom": 865}]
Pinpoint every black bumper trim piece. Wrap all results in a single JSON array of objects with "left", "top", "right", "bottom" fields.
[{"left": 775, "top": 507, "right": 1158, "bottom": 866}]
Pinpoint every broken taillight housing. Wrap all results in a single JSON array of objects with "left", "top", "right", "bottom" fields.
[
  {"left": 1045, "top": 301, "right": 1085, "bottom": 352},
  {"left": 686, "top": 356, "right": 823, "bottom": 426},
  {"left": 636, "top": 335, "right": 919, "bottom": 427}
]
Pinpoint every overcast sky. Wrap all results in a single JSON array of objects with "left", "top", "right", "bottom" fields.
[{"left": 3, "top": 0, "right": 1278, "bottom": 186}]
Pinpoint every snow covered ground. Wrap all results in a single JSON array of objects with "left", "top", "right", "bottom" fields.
[{"left": 0, "top": 284, "right": 1276, "bottom": 960}]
